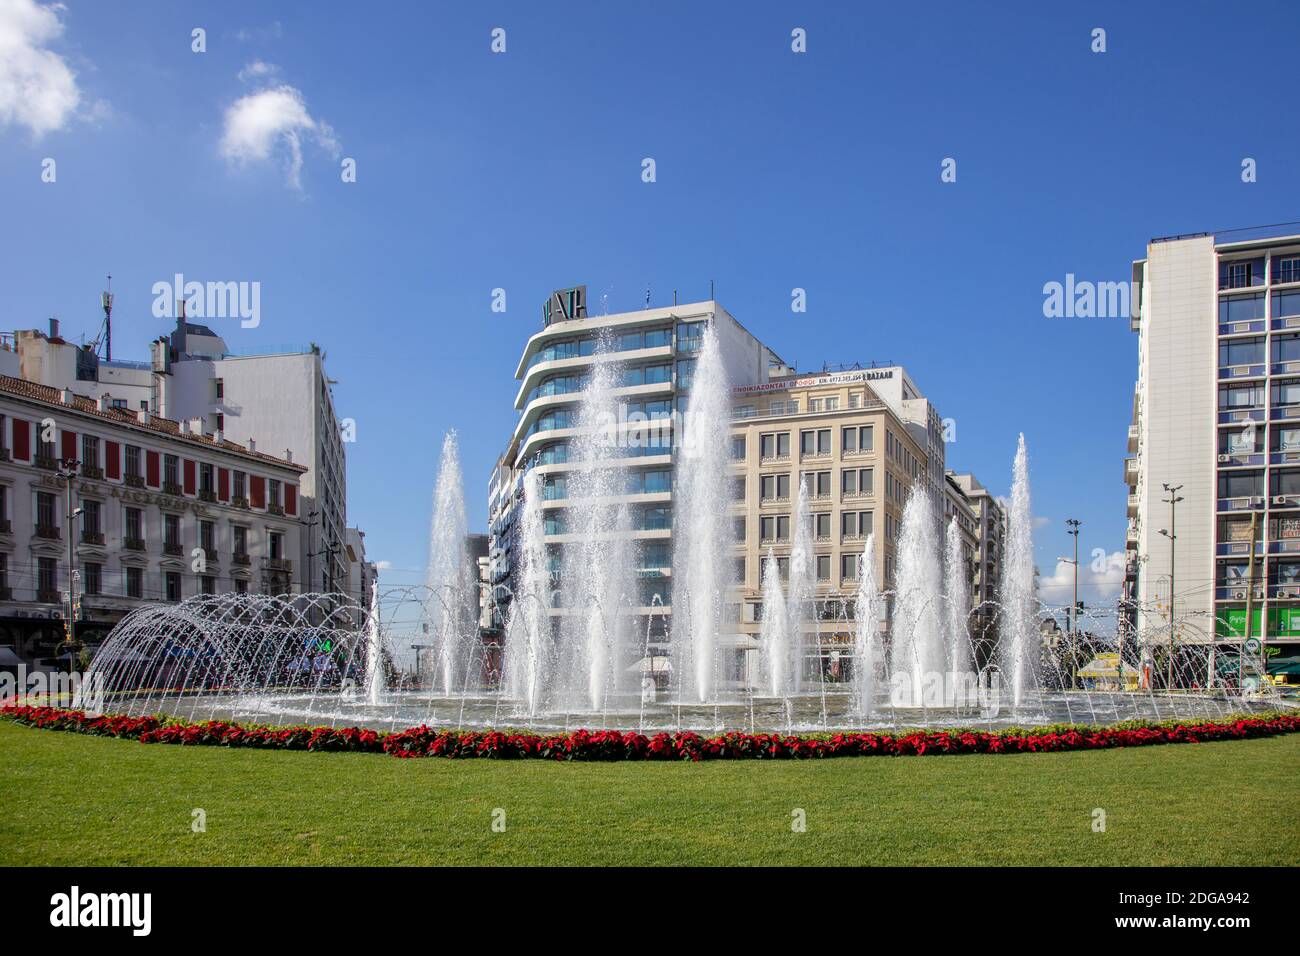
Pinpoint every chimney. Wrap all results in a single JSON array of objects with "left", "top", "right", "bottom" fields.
[
  {"left": 137, "top": 408, "right": 150, "bottom": 425},
  {"left": 49, "top": 317, "right": 60, "bottom": 339},
  {"left": 189, "top": 416, "right": 205, "bottom": 437},
  {"left": 248, "top": 438, "right": 256, "bottom": 453},
  {"left": 285, "top": 448, "right": 292, "bottom": 463},
  {"left": 214, "top": 429, "right": 224, "bottom": 444},
  {"left": 60, "top": 387, "right": 74, "bottom": 405},
  {"left": 97, "top": 393, "right": 111, "bottom": 412}
]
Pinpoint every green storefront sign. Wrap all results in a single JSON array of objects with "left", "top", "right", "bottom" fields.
[{"left": 1214, "top": 606, "right": 1300, "bottom": 638}]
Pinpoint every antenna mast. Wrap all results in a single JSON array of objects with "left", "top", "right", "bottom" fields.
[{"left": 99, "top": 275, "right": 114, "bottom": 362}]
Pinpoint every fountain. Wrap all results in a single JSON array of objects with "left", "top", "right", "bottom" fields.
[
  {"left": 76, "top": 425, "right": 1291, "bottom": 734},
  {"left": 889, "top": 487, "right": 946, "bottom": 708},
  {"left": 1001, "top": 433, "right": 1037, "bottom": 709},
  {"left": 501, "top": 468, "right": 551, "bottom": 716},
  {"left": 785, "top": 477, "right": 815, "bottom": 695},
  {"left": 426, "top": 431, "right": 474, "bottom": 695},
  {"left": 944, "top": 515, "right": 973, "bottom": 705},
  {"left": 670, "top": 322, "right": 735, "bottom": 703},
  {"left": 758, "top": 548, "right": 792, "bottom": 697},
  {"left": 851, "top": 533, "right": 882, "bottom": 716}
]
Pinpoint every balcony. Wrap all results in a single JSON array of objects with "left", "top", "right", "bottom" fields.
[
  {"left": 267, "top": 503, "right": 285, "bottom": 517},
  {"left": 34, "top": 454, "right": 57, "bottom": 471},
  {"left": 164, "top": 542, "right": 183, "bottom": 556},
  {"left": 37, "top": 589, "right": 61, "bottom": 603},
  {"left": 124, "top": 537, "right": 146, "bottom": 552},
  {"left": 203, "top": 547, "right": 218, "bottom": 563},
  {"left": 162, "top": 481, "right": 183, "bottom": 497},
  {"left": 263, "top": 558, "right": 293, "bottom": 573},
  {"left": 232, "top": 496, "right": 250, "bottom": 510},
  {"left": 233, "top": 552, "right": 251, "bottom": 566},
  {"left": 1127, "top": 494, "right": 1139, "bottom": 518},
  {"left": 1273, "top": 266, "right": 1300, "bottom": 286},
  {"left": 80, "top": 464, "right": 103, "bottom": 480},
  {"left": 199, "top": 488, "right": 217, "bottom": 503},
  {"left": 1123, "top": 456, "right": 1138, "bottom": 486},
  {"left": 35, "top": 524, "right": 60, "bottom": 540},
  {"left": 1126, "top": 424, "right": 1138, "bottom": 454},
  {"left": 1218, "top": 363, "right": 1266, "bottom": 381},
  {"left": 124, "top": 474, "right": 145, "bottom": 489},
  {"left": 80, "top": 530, "right": 105, "bottom": 545}
]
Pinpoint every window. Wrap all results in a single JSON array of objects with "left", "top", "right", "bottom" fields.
[
  {"left": 760, "top": 514, "right": 791, "bottom": 542},
  {"left": 731, "top": 476, "right": 746, "bottom": 501},
  {"left": 814, "top": 512, "right": 831, "bottom": 538},
  {"left": 801, "top": 470, "right": 831, "bottom": 496},
  {"left": 760, "top": 474, "right": 791, "bottom": 501},
  {"left": 200, "top": 463, "right": 214, "bottom": 495},
  {"left": 1272, "top": 470, "right": 1300, "bottom": 497},
  {"left": 82, "top": 499, "right": 101, "bottom": 536},
  {"left": 1219, "top": 383, "right": 1264, "bottom": 408},
  {"left": 214, "top": 378, "right": 224, "bottom": 400},
  {"left": 1218, "top": 293, "right": 1265, "bottom": 323},
  {"left": 1276, "top": 428, "right": 1300, "bottom": 453},
  {"left": 733, "top": 515, "right": 746, "bottom": 541},
  {"left": 83, "top": 563, "right": 101, "bottom": 596},
  {"left": 81, "top": 435, "right": 99, "bottom": 471},
  {"left": 800, "top": 429, "right": 831, "bottom": 456},
  {"left": 125, "top": 445, "right": 141, "bottom": 479},
  {"left": 126, "top": 566, "right": 143, "bottom": 599},
  {"left": 165, "top": 572, "right": 182, "bottom": 602},
  {"left": 1273, "top": 380, "right": 1300, "bottom": 407},
  {"left": 816, "top": 554, "right": 831, "bottom": 581},
  {"left": 269, "top": 532, "right": 284, "bottom": 561},
  {"left": 164, "top": 513, "right": 181, "bottom": 548},
  {"left": 268, "top": 479, "right": 281, "bottom": 508},
  {"left": 36, "top": 492, "right": 55, "bottom": 532},
  {"left": 1218, "top": 470, "right": 1263, "bottom": 499},
  {"left": 731, "top": 436, "right": 746, "bottom": 460},
  {"left": 233, "top": 526, "right": 248, "bottom": 556},
  {"left": 824, "top": 397, "right": 839, "bottom": 411},
  {"left": 1274, "top": 290, "right": 1300, "bottom": 320},
  {"left": 200, "top": 575, "right": 216, "bottom": 595},
  {"left": 163, "top": 454, "right": 179, "bottom": 488},
  {"left": 125, "top": 507, "right": 142, "bottom": 544},
  {"left": 233, "top": 471, "right": 247, "bottom": 501},
  {"left": 1277, "top": 257, "right": 1300, "bottom": 285},
  {"left": 234, "top": 578, "right": 248, "bottom": 595},
  {"left": 842, "top": 467, "right": 874, "bottom": 496},
  {"left": 675, "top": 359, "right": 697, "bottom": 390},
  {"left": 38, "top": 556, "right": 57, "bottom": 596},
  {"left": 842, "top": 511, "right": 874, "bottom": 538},
  {"left": 200, "top": 520, "right": 215, "bottom": 553},
  {"left": 677, "top": 320, "right": 706, "bottom": 352},
  {"left": 0, "top": 553, "right": 7, "bottom": 590},
  {"left": 1220, "top": 337, "right": 1264, "bottom": 367},
  {"left": 841, "top": 553, "right": 859, "bottom": 580},
  {"left": 760, "top": 432, "right": 790, "bottom": 459}
]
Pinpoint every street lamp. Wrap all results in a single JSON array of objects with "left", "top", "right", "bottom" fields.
[
  {"left": 1159, "top": 482, "right": 1184, "bottom": 690},
  {"left": 1065, "top": 518, "right": 1081, "bottom": 689},
  {"left": 56, "top": 458, "right": 80, "bottom": 684}
]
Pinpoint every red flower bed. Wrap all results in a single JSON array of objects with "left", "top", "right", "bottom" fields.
[{"left": 3, "top": 703, "right": 1298, "bottom": 761}]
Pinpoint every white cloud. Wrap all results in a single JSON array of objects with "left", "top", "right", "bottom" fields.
[
  {"left": 219, "top": 82, "right": 338, "bottom": 190},
  {"left": 374, "top": 560, "right": 393, "bottom": 571},
  {"left": 0, "top": 0, "right": 82, "bottom": 137},
  {"left": 1038, "top": 550, "right": 1125, "bottom": 607},
  {"left": 237, "top": 60, "right": 279, "bottom": 83}
]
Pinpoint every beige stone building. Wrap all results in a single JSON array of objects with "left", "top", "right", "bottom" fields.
[{"left": 729, "top": 369, "right": 928, "bottom": 683}]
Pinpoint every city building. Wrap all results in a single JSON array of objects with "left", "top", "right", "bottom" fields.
[
  {"left": 942, "top": 471, "right": 979, "bottom": 577},
  {"left": 487, "top": 288, "right": 963, "bottom": 687},
  {"left": 947, "top": 470, "right": 1006, "bottom": 639},
  {"left": 1125, "top": 229, "right": 1300, "bottom": 683},
  {"left": 344, "top": 527, "right": 378, "bottom": 622},
  {"left": 8, "top": 312, "right": 353, "bottom": 604},
  {"left": 729, "top": 368, "right": 931, "bottom": 681},
  {"left": 0, "top": 374, "right": 306, "bottom": 668}
]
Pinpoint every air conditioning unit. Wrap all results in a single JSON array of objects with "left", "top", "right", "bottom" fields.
[
  {"left": 1218, "top": 454, "right": 1231, "bottom": 462},
  {"left": 1251, "top": 497, "right": 1266, "bottom": 505},
  {"left": 1233, "top": 590, "right": 1246, "bottom": 599},
  {"left": 1275, "top": 496, "right": 1290, "bottom": 505}
]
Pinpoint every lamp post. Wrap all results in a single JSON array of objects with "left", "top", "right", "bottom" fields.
[
  {"left": 1065, "top": 518, "right": 1081, "bottom": 689},
  {"left": 1159, "top": 483, "right": 1184, "bottom": 690},
  {"left": 56, "top": 458, "right": 81, "bottom": 684}
]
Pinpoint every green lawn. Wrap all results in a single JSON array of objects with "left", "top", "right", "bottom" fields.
[{"left": 1, "top": 721, "right": 1296, "bottom": 866}]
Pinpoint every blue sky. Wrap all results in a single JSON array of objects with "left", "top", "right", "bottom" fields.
[{"left": 2, "top": 0, "right": 1298, "bottom": 604}]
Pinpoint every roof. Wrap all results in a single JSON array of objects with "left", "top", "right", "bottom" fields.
[{"left": 0, "top": 375, "right": 306, "bottom": 473}]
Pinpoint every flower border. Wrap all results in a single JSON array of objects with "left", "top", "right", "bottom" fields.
[{"left": 3, "top": 704, "right": 1299, "bottom": 761}]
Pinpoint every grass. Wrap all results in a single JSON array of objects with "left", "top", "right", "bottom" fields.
[{"left": 1, "top": 720, "right": 1297, "bottom": 866}]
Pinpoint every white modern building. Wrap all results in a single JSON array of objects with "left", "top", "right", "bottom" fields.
[{"left": 1125, "top": 229, "right": 1300, "bottom": 682}]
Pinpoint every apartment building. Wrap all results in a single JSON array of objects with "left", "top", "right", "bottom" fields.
[
  {"left": 729, "top": 369, "right": 930, "bottom": 680},
  {"left": 0, "top": 375, "right": 306, "bottom": 668},
  {"left": 1125, "top": 229, "right": 1300, "bottom": 682},
  {"left": 947, "top": 470, "right": 1006, "bottom": 632},
  {"left": 9, "top": 314, "right": 353, "bottom": 604}
]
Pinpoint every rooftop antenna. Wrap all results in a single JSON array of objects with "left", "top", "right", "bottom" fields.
[
  {"left": 644, "top": 287, "right": 651, "bottom": 309},
  {"left": 99, "top": 275, "right": 114, "bottom": 362}
]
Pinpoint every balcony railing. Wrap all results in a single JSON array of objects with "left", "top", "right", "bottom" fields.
[
  {"left": 233, "top": 552, "right": 251, "bottom": 566},
  {"left": 124, "top": 537, "right": 146, "bottom": 551},
  {"left": 232, "top": 496, "right": 250, "bottom": 510},
  {"left": 80, "top": 464, "right": 103, "bottom": 480},
  {"left": 124, "top": 474, "right": 145, "bottom": 489},
  {"left": 163, "top": 542, "right": 183, "bottom": 556},
  {"left": 35, "top": 524, "right": 60, "bottom": 540},
  {"left": 263, "top": 558, "right": 293, "bottom": 573},
  {"left": 80, "top": 530, "right": 105, "bottom": 545},
  {"left": 35, "top": 454, "right": 57, "bottom": 471},
  {"left": 199, "top": 488, "right": 217, "bottom": 503},
  {"left": 162, "top": 481, "right": 183, "bottom": 497},
  {"left": 267, "top": 503, "right": 285, "bottom": 516}
]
